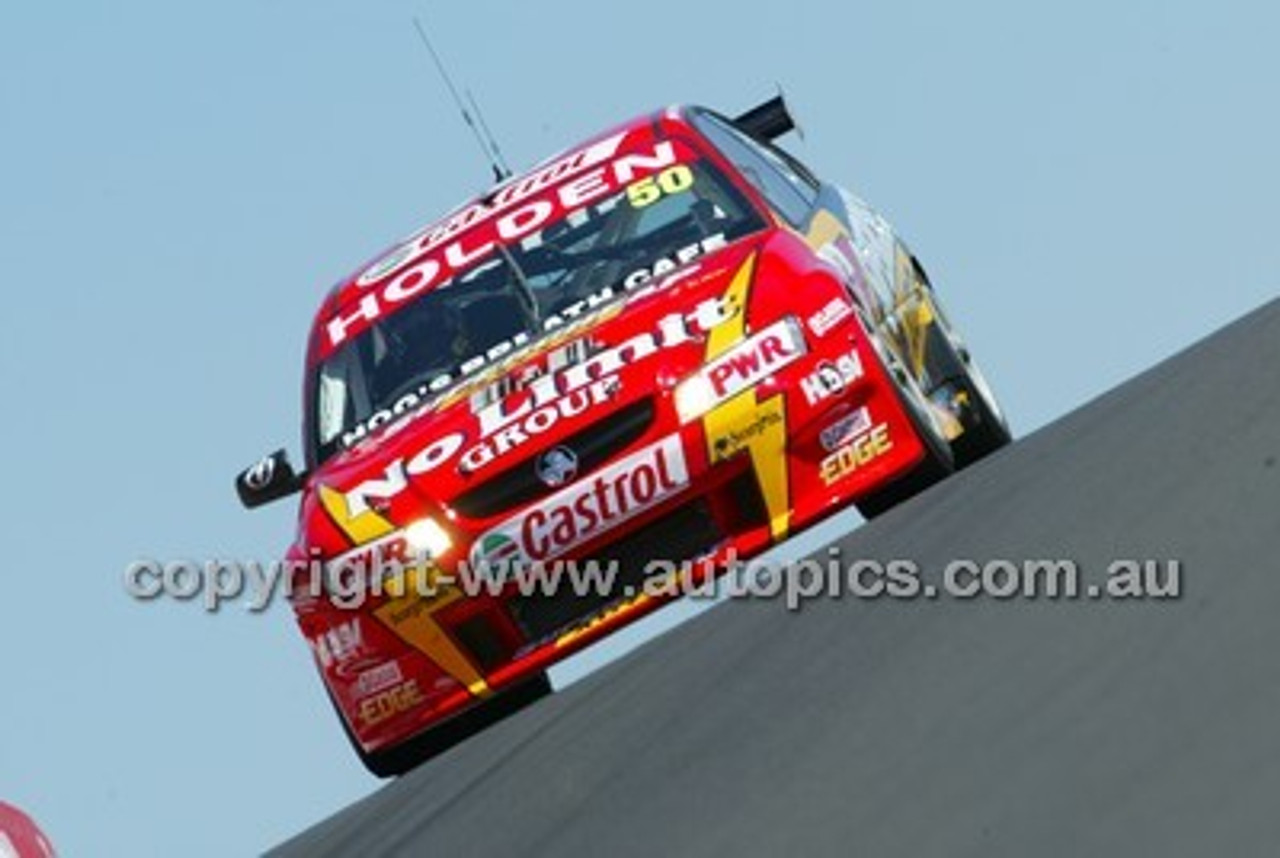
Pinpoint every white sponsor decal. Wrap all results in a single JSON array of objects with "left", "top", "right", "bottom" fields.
[
  {"left": 340, "top": 299, "right": 737, "bottom": 517},
  {"left": 338, "top": 296, "right": 738, "bottom": 516},
  {"left": 338, "top": 335, "right": 596, "bottom": 455},
  {"left": 472, "top": 296, "right": 736, "bottom": 438},
  {"left": 339, "top": 433, "right": 466, "bottom": 517},
  {"left": 622, "top": 234, "right": 727, "bottom": 290},
  {"left": 327, "top": 136, "right": 681, "bottom": 350},
  {"left": 314, "top": 619, "right": 363, "bottom": 668},
  {"left": 459, "top": 376, "right": 619, "bottom": 473},
  {"left": 691, "top": 318, "right": 805, "bottom": 404},
  {"left": 807, "top": 296, "right": 853, "bottom": 338},
  {"left": 337, "top": 236, "right": 729, "bottom": 455},
  {"left": 819, "top": 423, "right": 893, "bottom": 486},
  {"left": 800, "top": 347, "right": 864, "bottom": 406},
  {"left": 466, "top": 339, "right": 598, "bottom": 418},
  {"left": 355, "top": 661, "right": 405, "bottom": 697},
  {"left": 819, "top": 406, "right": 872, "bottom": 453},
  {"left": 354, "top": 132, "right": 629, "bottom": 289},
  {"left": 470, "top": 435, "right": 689, "bottom": 569},
  {"left": 422, "top": 238, "right": 727, "bottom": 406}
]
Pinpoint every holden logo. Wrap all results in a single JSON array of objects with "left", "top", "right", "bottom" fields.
[{"left": 535, "top": 446, "right": 579, "bottom": 488}]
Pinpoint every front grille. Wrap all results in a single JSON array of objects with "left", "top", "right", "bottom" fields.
[
  {"left": 451, "top": 615, "right": 514, "bottom": 672},
  {"left": 509, "top": 497, "right": 724, "bottom": 643},
  {"left": 452, "top": 398, "right": 655, "bottom": 519}
]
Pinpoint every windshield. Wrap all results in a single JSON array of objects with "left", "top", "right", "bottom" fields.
[{"left": 311, "top": 153, "right": 765, "bottom": 464}]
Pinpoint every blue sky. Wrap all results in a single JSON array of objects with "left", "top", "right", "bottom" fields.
[{"left": 1, "top": 1, "right": 1276, "bottom": 854}]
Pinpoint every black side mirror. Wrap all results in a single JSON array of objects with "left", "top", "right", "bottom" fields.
[{"left": 235, "top": 449, "right": 306, "bottom": 509}]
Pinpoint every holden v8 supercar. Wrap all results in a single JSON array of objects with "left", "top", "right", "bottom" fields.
[{"left": 236, "top": 96, "right": 1009, "bottom": 776}]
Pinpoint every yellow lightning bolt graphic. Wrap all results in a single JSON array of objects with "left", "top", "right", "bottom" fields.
[
  {"left": 318, "top": 484, "right": 491, "bottom": 698},
  {"left": 701, "top": 255, "right": 792, "bottom": 541}
]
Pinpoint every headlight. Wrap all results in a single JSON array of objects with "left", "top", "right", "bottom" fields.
[{"left": 404, "top": 518, "right": 453, "bottom": 558}]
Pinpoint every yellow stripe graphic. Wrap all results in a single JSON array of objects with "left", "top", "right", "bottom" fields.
[
  {"left": 319, "top": 483, "right": 489, "bottom": 698},
  {"left": 701, "top": 255, "right": 791, "bottom": 540},
  {"left": 373, "top": 592, "right": 492, "bottom": 698},
  {"left": 318, "top": 484, "right": 395, "bottom": 544}
]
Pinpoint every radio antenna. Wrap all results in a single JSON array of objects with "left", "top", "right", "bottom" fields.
[
  {"left": 412, "top": 16, "right": 512, "bottom": 183},
  {"left": 466, "top": 88, "right": 510, "bottom": 180}
]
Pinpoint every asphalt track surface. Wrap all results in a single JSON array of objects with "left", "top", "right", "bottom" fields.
[{"left": 271, "top": 300, "right": 1280, "bottom": 857}]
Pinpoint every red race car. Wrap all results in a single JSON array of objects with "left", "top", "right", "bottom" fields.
[{"left": 237, "top": 97, "right": 1009, "bottom": 775}]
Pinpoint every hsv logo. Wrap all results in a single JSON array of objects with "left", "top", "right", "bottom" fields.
[
  {"left": 313, "top": 619, "right": 365, "bottom": 669},
  {"left": 801, "top": 346, "right": 865, "bottom": 406},
  {"left": 470, "top": 436, "right": 688, "bottom": 570}
]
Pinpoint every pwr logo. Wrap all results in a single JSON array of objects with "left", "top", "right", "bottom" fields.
[{"left": 702, "top": 319, "right": 806, "bottom": 401}]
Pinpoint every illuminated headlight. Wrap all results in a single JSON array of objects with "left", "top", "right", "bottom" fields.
[
  {"left": 674, "top": 375, "right": 720, "bottom": 424},
  {"left": 404, "top": 518, "right": 452, "bottom": 558}
]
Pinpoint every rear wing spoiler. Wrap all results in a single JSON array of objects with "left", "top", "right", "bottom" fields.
[{"left": 732, "top": 94, "right": 802, "bottom": 143}]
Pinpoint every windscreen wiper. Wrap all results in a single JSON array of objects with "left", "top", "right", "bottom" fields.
[{"left": 493, "top": 241, "right": 540, "bottom": 325}]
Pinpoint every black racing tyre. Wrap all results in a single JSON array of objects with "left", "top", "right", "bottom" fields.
[
  {"left": 856, "top": 334, "right": 954, "bottom": 520},
  {"left": 906, "top": 259, "right": 1011, "bottom": 468},
  {"left": 948, "top": 348, "right": 1011, "bottom": 468},
  {"left": 923, "top": 323, "right": 1012, "bottom": 469},
  {"left": 336, "top": 673, "right": 553, "bottom": 778}
]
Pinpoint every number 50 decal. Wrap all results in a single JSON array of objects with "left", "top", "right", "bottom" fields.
[{"left": 627, "top": 165, "right": 695, "bottom": 208}]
